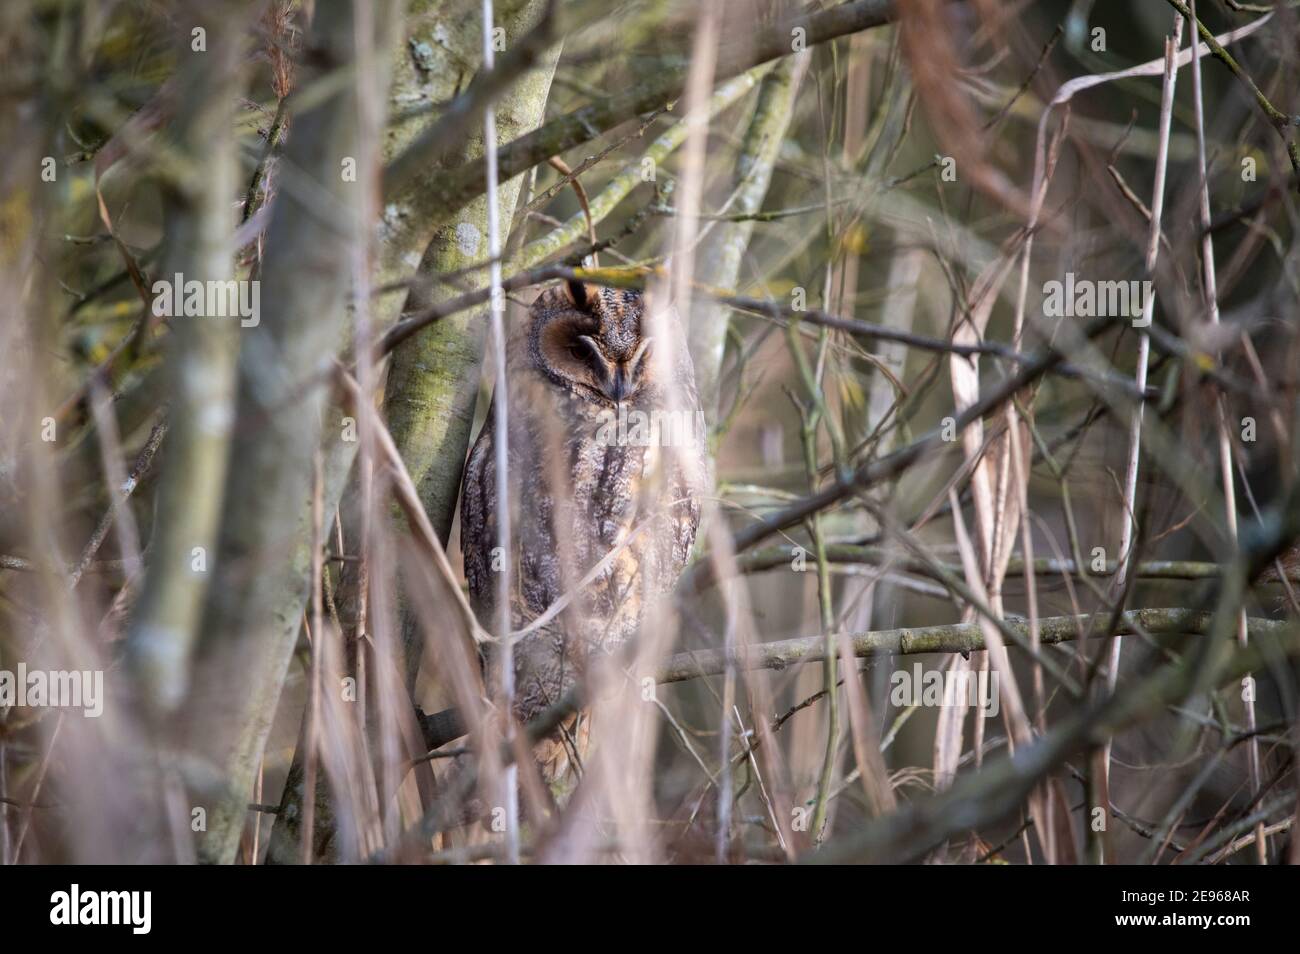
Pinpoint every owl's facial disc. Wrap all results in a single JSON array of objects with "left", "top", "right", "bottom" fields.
[
  {"left": 538, "top": 318, "right": 609, "bottom": 403},
  {"left": 533, "top": 283, "right": 652, "bottom": 406},
  {"left": 570, "top": 333, "right": 647, "bottom": 404}
]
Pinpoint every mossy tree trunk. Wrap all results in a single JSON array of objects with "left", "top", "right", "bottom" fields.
[
  {"left": 690, "top": 52, "right": 809, "bottom": 421},
  {"left": 123, "top": 0, "right": 248, "bottom": 718},
  {"left": 190, "top": 0, "right": 403, "bottom": 866},
  {"left": 266, "top": 0, "right": 557, "bottom": 864}
]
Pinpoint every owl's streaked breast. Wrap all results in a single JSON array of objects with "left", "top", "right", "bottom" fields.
[{"left": 459, "top": 284, "right": 707, "bottom": 734}]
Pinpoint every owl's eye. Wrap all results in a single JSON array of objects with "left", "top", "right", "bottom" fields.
[{"left": 568, "top": 335, "right": 599, "bottom": 363}]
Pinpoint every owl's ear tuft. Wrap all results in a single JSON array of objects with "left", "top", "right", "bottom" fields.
[{"left": 565, "top": 278, "right": 593, "bottom": 311}]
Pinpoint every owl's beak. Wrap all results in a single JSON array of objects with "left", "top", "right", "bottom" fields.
[{"left": 606, "top": 364, "right": 631, "bottom": 404}]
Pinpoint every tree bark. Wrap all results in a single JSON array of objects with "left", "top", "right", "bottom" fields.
[
  {"left": 691, "top": 52, "right": 809, "bottom": 420},
  {"left": 266, "top": 0, "right": 558, "bottom": 864},
  {"left": 124, "top": 0, "right": 248, "bottom": 717},
  {"left": 190, "top": 0, "right": 402, "bottom": 865}
]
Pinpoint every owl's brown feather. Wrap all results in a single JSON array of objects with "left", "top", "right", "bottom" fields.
[{"left": 460, "top": 282, "right": 707, "bottom": 785}]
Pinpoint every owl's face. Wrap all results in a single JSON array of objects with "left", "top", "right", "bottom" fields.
[{"left": 527, "top": 281, "right": 653, "bottom": 406}]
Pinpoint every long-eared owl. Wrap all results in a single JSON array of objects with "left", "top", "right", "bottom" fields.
[{"left": 460, "top": 280, "right": 707, "bottom": 780}]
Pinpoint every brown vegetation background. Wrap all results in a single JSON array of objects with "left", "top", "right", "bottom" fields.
[{"left": 2, "top": 0, "right": 1299, "bottom": 864}]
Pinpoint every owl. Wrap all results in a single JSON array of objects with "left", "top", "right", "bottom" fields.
[{"left": 460, "top": 280, "right": 707, "bottom": 784}]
